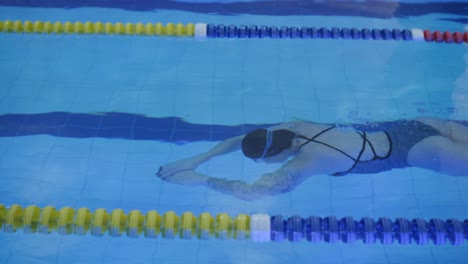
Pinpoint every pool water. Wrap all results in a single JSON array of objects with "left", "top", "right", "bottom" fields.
[{"left": 0, "top": 1, "right": 467, "bottom": 264}]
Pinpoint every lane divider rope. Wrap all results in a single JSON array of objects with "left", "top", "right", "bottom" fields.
[
  {"left": 0, "top": 20, "right": 467, "bottom": 44},
  {"left": 0, "top": 20, "right": 195, "bottom": 36},
  {"left": 0, "top": 204, "right": 466, "bottom": 245}
]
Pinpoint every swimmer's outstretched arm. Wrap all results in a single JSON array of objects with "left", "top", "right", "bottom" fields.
[
  {"left": 210, "top": 153, "right": 326, "bottom": 200},
  {"left": 165, "top": 153, "right": 329, "bottom": 201},
  {"left": 157, "top": 135, "right": 244, "bottom": 179}
]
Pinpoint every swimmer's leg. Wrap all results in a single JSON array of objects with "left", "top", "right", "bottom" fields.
[
  {"left": 408, "top": 136, "right": 468, "bottom": 176},
  {"left": 415, "top": 117, "right": 468, "bottom": 143},
  {"left": 444, "top": 121, "right": 468, "bottom": 143}
]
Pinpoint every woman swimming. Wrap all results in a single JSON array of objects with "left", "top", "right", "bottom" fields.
[{"left": 156, "top": 117, "right": 468, "bottom": 200}]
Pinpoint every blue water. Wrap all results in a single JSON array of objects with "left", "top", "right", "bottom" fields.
[{"left": 0, "top": 2, "right": 468, "bottom": 264}]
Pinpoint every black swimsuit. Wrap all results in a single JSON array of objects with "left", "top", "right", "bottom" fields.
[
  {"left": 297, "top": 120, "right": 441, "bottom": 176},
  {"left": 297, "top": 126, "right": 392, "bottom": 176}
]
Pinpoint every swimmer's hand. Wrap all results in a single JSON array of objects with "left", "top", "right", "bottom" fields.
[
  {"left": 157, "top": 171, "right": 209, "bottom": 186},
  {"left": 156, "top": 157, "right": 202, "bottom": 179}
]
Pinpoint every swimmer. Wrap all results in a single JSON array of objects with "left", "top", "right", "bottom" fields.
[{"left": 157, "top": 117, "right": 468, "bottom": 200}]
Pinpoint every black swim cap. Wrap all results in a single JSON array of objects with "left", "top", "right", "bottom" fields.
[{"left": 241, "top": 128, "right": 295, "bottom": 159}]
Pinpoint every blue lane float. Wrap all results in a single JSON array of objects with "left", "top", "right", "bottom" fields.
[
  {"left": 204, "top": 24, "right": 416, "bottom": 41},
  {"left": 269, "top": 215, "right": 467, "bottom": 245},
  {"left": 200, "top": 23, "right": 468, "bottom": 44}
]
